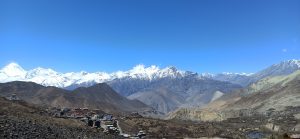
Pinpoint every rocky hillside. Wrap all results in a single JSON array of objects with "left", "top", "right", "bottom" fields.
[
  {"left": 0, "top": 81, "right": 152, "bottom": 113},
  {"left": 224, "top": 70, "right": 300, "bottom": 112},
  {"left": 126, "top": 75, "right": 242, "bottom": 114},
  {"left": 0, "top": 97, "right": 117, "bottom": 139},
  {"left": 168, "top": 70, "right": 300, "bottom": 121}
]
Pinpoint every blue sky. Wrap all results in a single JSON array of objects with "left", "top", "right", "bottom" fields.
[{"left": 0, "top": 0, "right": 299, "bottom": 73}]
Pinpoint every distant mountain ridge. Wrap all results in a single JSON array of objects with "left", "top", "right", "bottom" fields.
[
  {"left": 1, "top": 59, "right": 299, "bottom": 115},
  {"left": 1, "top": 60, "right": 299, "bottom": 89},
  {"left": 0, "top": 64, "right": 194, "bottom": 89},
  {"left": 205, "top": 59, "right": 300, "bottom": 86}
]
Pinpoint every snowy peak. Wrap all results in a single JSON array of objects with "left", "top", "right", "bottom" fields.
[
  {"left": 110, "top": 65, "right": 189, "bottom": 80},
  {"left": 0, "top": 63, "right": 193, "bottom": 88},
  {"left": 128, "top": 64, "right": 160, "bottom": 79},
  {"left": 254, "top": 59, "right": 300, "bottom": 78},
  {"left": 0, "top": 59, "right": 299, "bottom": 88},
  {"left": 159, "top": 66, "right": 186, "bottom": 78},
  {"left": 27, "top": 67, "right": 59, "bottom": 77},
  {"left": 1, "top": 63, "right": 26, "bottom": 77},
  {"left": 161, "top": 66, "right": 178, "bottom": 74},
  {"left": 130, "top": 64, "right": 160, "bottom": 74},
  {"left": 275, "top": 59, "right": 300, "bottom": 68}
]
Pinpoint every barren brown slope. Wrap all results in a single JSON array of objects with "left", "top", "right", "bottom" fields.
[
  {"left": 0, "top": 81, "right": 152, "bottom": 113},
  {"left": 0, "top": 97, "right": 118, "bottom": 139},
  {"left": 168, "top": 70, "right": 300, "bottom": 121},
  {"left": 223, "top": 72, "right": 300, "bottom": 112}
]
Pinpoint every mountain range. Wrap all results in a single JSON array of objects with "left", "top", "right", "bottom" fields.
[
  {"left": 1, "top": 59, "right": 300, "bottom": 115},
  {"left": 1, "top": 60, "right": 299, "bottom": 89},
  {"left": 210, "top": 59, "right": 300, "bottom": 87},
  {"left": 0, "top": 63, "right": 243, "bottom": 113},
  {"left": 0, "top": 64, "right": 192, "bottom": 89},
  {"left": 168, "top": 63, "right": 300, "bottom": 121}
]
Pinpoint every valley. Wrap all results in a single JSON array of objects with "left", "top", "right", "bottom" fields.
[
  {"left": 2, "top": 0, "right": 300, "bottom": 138},
  {"left": 0, "top": 60, "right": 300, "bottom": 138},
  {"left": 1, "top": 96, "right": 299, "bottom": 139}
]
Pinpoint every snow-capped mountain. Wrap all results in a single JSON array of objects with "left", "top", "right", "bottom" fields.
[
  {"left": 0, "top": 63, "right": 26, "bottom": 81},
  {"left": 1, "top": 60, "right": 298, "bottom": 114},
  {"left": 110, "top": 65, "right": 188, "bottom": 80},
  {"left": 1, "top": 59, "right": 299, "bottom": 89},
  {"left": 0, "top": 63, "right": 242, "bottom": 114},
  {"left": 0, "top": 63, "right": 191, "bottom": 88},
  {"left": 250, "top": 59, "right": 300, "bottom": 82},
  {"left": 202, "top": 59, "right": 300, "bottom": 86}
]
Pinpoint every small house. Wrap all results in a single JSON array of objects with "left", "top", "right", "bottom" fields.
[{"left": 103, "top": 114, "right": 113, "bottom": 121}]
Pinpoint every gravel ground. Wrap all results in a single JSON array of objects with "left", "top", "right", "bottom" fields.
[
  {"left": 0, "top": 115, "right": 123, "bottom": 139},
  {"left": 0, "top": 98, "right": 122, "bottom": 139}
]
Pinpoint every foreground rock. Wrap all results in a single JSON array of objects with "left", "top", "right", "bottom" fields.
[{"left": 0, "top": 97, "right": 119, "bottom": 139}]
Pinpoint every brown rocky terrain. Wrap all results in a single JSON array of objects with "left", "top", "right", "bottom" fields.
[
  {"left": 0, "top": 97, "right": 119, "bottom": 139},
  {"left": 0, "top": 90, "right": 298, "bottom": 139},
  {"left": 0, "top": 81, "right": 152, "bottom": 113},
  {"left": 168, "top": 70, "right": 300, "bottom": 121},
  {"left": 118, "top": 115, "right": 298, "bottom": 138}
]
